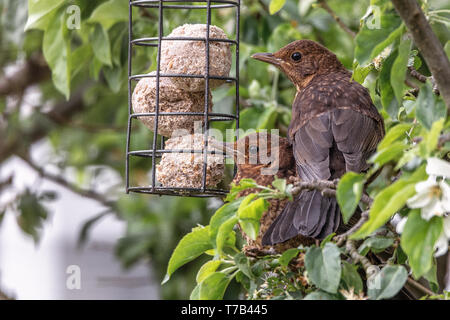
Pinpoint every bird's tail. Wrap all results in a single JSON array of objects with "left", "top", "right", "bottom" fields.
[{"left": 261, "top": 189, "right": 341, "bottom": 245}]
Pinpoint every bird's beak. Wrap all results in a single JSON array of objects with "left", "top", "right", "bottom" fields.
[{"left": 251, "top": 52, "right": 282, "bottom": 67}]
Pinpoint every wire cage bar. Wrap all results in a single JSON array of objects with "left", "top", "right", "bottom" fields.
[{"left": 126, "top": 0, "right": 240, "bottom": 197}]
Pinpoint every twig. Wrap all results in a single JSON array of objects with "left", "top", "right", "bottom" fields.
[
  {"left": 0, "top": 289, "right": 14, "bottom": 300},
  {"left": 0, "top": 53, "right": 50, "bottom": 96},
  {"left": 0, "top": 83, "right": 89, "bottom": 163},
  {"left": 335, "top": 210, "right": 370, "bottom": 246},
  {"left": 438, "top": 133, "right": 450, "bottom": 148},
  {"left": 290, "top": 179, "right": 373, "bottom": 206},
  {"left": 408, "top": 66, "right": 440, "bottom": 95},
  {"left": 346, "top": 239, "right": 378, "bottom": 278},
  {"left": 392, "top": 0, "right": 450, "bottom": 109},
  {"left": 408, "top": 66, "right": 427, "bottom": 83},
  {"left": 18, "top": 153, "right": 116, "bottom": 210},
  {"left": 0, "top": 175, "right": 13, "bottom": 192},
  {"left": 413, "top": 132, "right": 450, "bottom": 148},
  {"left": 406, "top": 277, "right": 436, "bottom": 297},
  {"left": 317, "top": 0, "right": 356, "bottom": 38}
]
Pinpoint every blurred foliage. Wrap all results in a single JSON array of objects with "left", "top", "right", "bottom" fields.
[{"left": 0, "top": 0, "right": 449, "bottom": 299}]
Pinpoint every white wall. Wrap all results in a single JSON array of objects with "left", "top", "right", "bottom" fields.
[{"left": 0, "top": 156, "right": 159, "bottom": 299}]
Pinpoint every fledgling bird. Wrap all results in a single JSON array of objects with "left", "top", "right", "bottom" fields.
[
  {"left": 252, "top": 40, "right": 385, "bottom": 245},
  {"left": 213, "top": 132, "right": 315, "bottom": 256}
]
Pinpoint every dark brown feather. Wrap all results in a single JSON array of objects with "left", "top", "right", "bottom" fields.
[
  {"left": 252, "top": 40, "right": 385, "bottom": 244},
  {"left": 231, "top": 133, "right": 315, "bottom": 255}
]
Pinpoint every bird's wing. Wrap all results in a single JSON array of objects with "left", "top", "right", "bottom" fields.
[
  {"left": 293, "top": 108, "right": 382, "bottom": 180},
  {"left": 293, "top": 113, "right": 333, "bottom": 180},
  {"left": 290, "top": 74, "right": 384, "bottom": 179},
  {"left": 331, "top": 108, "right": 383, "bottom": 173}
]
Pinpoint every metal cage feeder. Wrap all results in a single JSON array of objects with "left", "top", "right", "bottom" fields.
[{"left": 126, "top": 0, "right": 240, "bottom": 197}]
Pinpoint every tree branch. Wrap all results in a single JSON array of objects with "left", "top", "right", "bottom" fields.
[
  {"left": 290, "top": 179, "right": 373, "bottom": 206},
  {"left": 0, "top": 289, "right": 14, "bottom": 300},
  {"left": 17, "top": 153, "right": 116, "bottom": 210},
  {"left": 408, "top": 66, "right": 440, "bottom": 95},
  {"left": 346, "top": 239, "right": 378, "bottom": 277},
  {"left": 317, "top": 0, "right": 356, "bottom": 37},
  {"left": 406, "top": 277, "right": 436, "bottom": 297},
  {"left": 391, "top": 0, "right": 450, "bottom": 109},
  {"left": 0, "top": 53, "right": 50, "bottom": 96},
  {"left": 0, "top": 83, "right": 89, "bottom": 163}
]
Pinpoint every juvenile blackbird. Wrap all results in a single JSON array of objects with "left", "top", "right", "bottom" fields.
[
  {"left": 252, "top": 40, "right": 384, "bottom": 245},
  {"left": 213, "top": 132, "right": 315, "bottom": 256}
]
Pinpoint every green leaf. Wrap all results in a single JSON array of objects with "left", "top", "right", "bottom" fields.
[
  {"left": 88, "top": 0, "right": 128, "bottom": 30},
  {"left": 17, "top": 190, "right": 48, "bottom": 243},
  {"left": 24, "top": 0, "right": 65, "bottom": 30},
  {"left": 419, "top": 118, "right": 445, "bottom": 157},
  {"left": 367, "top": 265, "right": 408, "bottom": 300},
  {"left": 238, "top": 107, "right": 278, "bottom": 132},
  {"left": 237, "top": 195, "right": 269, "bottom": 241},
  {"left": 305, "top": 243, "right": 342, "bottom": 294},
  {"left": 164, "top": 226, "right": 213, "bottom": 282},
  {"left": 351, "top": 165, "right": 427, "bottom": 239},
  {"left": 103, "top": 65, "right": 125, "bottom": 93},
  {"left": 358, "top": 237, "right": 394, "bottom": 256},
  {"left": 354, "top": 11, "right": 402, "bottom": 66},
  {"left": 225, "top": 179, "right": 258, "bottom": 202},
  {"left": 199, "top": 272, "right": 231, "bottom": 300},
  {"left": 234, "top": 252, "right": 254, "bottom": 279},
  {"left": 379, "top": 49, "right": 399, "bottom": 119},
  {"left": 423, "top": 262, "right": 439, "bottom": 293},
  {"left": 89, "top": 57, "right": 103, "bottom": 80},
  {"left": 341, "top": 261, "right": 363, "bottom": 293},
  {"left": 272, "top": 178, "right": 286, "bottom": 193},
  {"left": 352, "top": 62, "right": 374, "bottom": 84},
  {"left": 377, "top": 123, "right": 412, "bottom": 150},
  {"left": 196, "top": 260, "right": 222, "bottom": 284},
  {"left": 279, "top": 248, "right": 300, "bottom": 267},
  {"left": 77, "top": 211, "right": 110, "bottom": 249},
  {"left": 269, "top": 0, "right": 286, "bottom": 15},
  {"left": 320, "top": 232, "right": 336, "bottom": 248},
  {"left": 444, "top": 41, "right": 450, "bottom": 60},
  {"left": 336, "top": 172, "right": 365, "bottom": 224},
  {"left": 90, "top": 23, "right": 112, "bottom": 67},
  {"left": 390, "top": 38, "right": 411, "bottom": 103},
  {"left": 401, "top": 211, "right": 443, "bottom": 278},
  {"left": 216, "top": 216, "right": 238, "bottom": 255},
  {"left": 303, "top": 291, "right": 338, "bottom": 300},
  {"left": 416, "top": 81, "right": 447, "bottom": 130},
  {"left": 190, "top": 284, "right": 201, "bottom": 300},
  {"left": 209, "top": 200, "right": 241, "bottom": 242},
  {"left": 369, "top": 141, "right": 408, "bottom": 167},
  {"left": 267, "top": 23, "right": 302, "bottom": 53},
  {"left": 43, "top": 9, "right": 71, "bottom": 99},
  {"left": 71, "top": 44, "right": 93, "bottom": 79}
]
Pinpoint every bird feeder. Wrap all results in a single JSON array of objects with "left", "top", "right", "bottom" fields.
[{"left": 126, "top": 0, "right": 240, "bottom": 197}]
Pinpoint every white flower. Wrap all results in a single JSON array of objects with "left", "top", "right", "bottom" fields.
[
  {"left": 444, "top": 215, "right": 450, "bottom": 238},
  {"left": 395, "top": 216, "right": 408, "bottom": 234},
  {"left": 426, "top": 158, "right": 450, "bottom": 179},
  {"left": 434, "top": 232, "right": 448, "bottom": 257},
  {"left": 407, "top": 176, "right": 450, "bottom": 220},
  {"left": 433, "top": 217, "right": 450, "bottom": 257}
]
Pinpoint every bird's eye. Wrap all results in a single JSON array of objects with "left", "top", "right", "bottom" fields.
[
  {"left": 291, "top": 52, "right": 302, "bottom": 61},
  {"left": 249, "top": 146, "right": 259, "bottom": 154}
]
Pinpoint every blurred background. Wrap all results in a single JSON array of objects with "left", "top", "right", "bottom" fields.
[{"left": 0, "top": 0, "right": 448, "bottom": 299}]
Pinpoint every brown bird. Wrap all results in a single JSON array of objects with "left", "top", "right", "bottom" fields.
[
  {"left": 213, "top": 132, "right": 315, "bottom": 256},
  {"left": 252, "top": 40, "right": 385, "bottom": 245}
]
